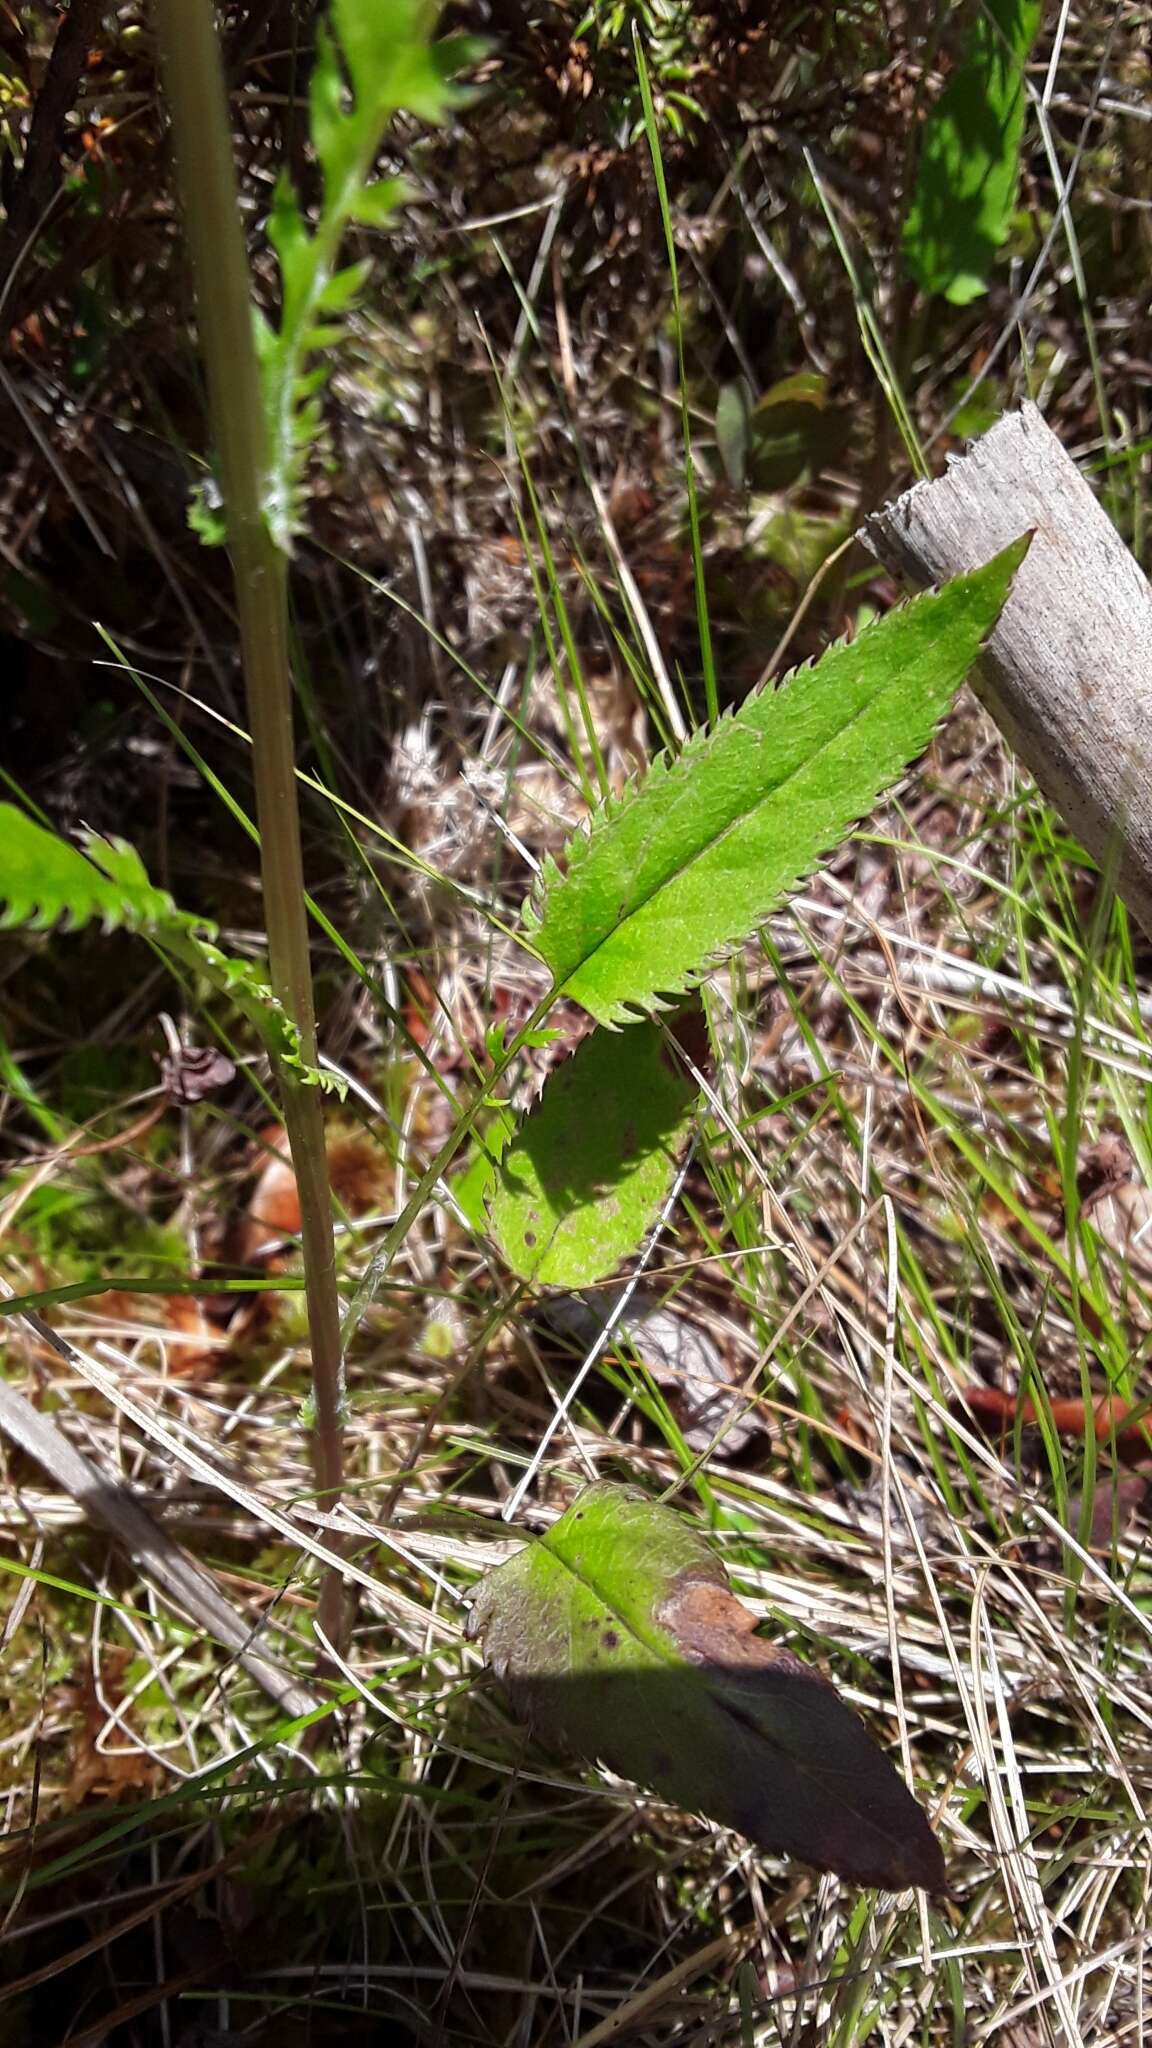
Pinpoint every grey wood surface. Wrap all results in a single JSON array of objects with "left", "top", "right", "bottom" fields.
[{"left": 862, "top": 402, "right": 1152, "bottom": 934}]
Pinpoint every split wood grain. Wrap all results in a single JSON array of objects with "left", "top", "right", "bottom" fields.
[{"left": 862, "top": 402, "right": 1152, "bottom": 935}]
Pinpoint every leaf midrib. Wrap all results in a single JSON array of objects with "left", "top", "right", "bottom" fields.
[
  {"left": 558, "top": 678, "right": 890, "bottom": 987},
  {"left": 539, "top": 1528, "right": 697, "bottom": 1668}
]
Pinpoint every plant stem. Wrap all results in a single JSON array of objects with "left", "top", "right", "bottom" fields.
[{"left": 152, "top": 0, "right": 346, "bottom": 1649}]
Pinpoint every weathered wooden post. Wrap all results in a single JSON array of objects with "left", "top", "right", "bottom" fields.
[{"left": 862, "top": 402, "right": 1152, "bottom": 935}]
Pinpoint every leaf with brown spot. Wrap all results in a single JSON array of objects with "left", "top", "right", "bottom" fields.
[{"left": 470, "top": 1482, "right": 945, "bottom": 1892}]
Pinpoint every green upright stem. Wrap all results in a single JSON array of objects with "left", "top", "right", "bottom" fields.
[{"left": 152, "top": 0, "right": 346, "bottom": 1648}]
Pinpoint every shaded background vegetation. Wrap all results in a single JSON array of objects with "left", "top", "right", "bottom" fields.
[
  {"left": 5, "top": 4, "right": 1148, "bottom": 847},
  {"left": 3, "top": 4, "right": 1152, "bottom": 2044}
]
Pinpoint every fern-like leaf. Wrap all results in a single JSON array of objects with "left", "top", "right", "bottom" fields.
[
  {"left": 259, "top": 1, "right": 482, "bottom": 552},
  {"left": 0, "top": 806, "right": 342, "bottom": 1093},
  {"left": 0, "top": 805, "right": 194, "bottom": 936},
  {"left": 173, "top": 936, "right": 346, "bottom": 1096},
  {"left": 526, "top": 540, "right": 1027, "bottom": 1026}
]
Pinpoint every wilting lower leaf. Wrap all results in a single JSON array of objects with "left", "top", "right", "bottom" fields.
[
  {"left": 524, "top": 540, "right": 1027, "bottom": 1026},
  {"left": 470, "top": 1482, "right": 946, "bottom": 1892},
  {"left": 487, "top": 1007, "right": 705, "bottom": 1286}
]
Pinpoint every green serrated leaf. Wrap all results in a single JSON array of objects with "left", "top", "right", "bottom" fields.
[
  {"left": 82, "top": 832, "right": 205, "bottom": 927},
  {"left": 471, "top": 1482, "right": 946, "bottom": 1890},
  {"left": 178, "top": 938, "right": 344, "bottom": 1094},
  {"left": 486, "top": 1007, "right": 703, "bottom": 1285},
  {"left": 0, "top": 806, "right": 343, "bottom": 1093},
  {"left": 904, "top": 0, "right": 1042, "bottom": 304},
  {"left": 526, "top": 539, "right": 1028, "bottom": 1025}
]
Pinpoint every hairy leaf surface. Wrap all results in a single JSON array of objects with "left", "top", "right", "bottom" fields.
[
  {"left": 526, "top": 541, "right": 1025, "bottom": 1025},
  {"left": 471, "top": 1483, "right": 946, "bottom": 1891}
]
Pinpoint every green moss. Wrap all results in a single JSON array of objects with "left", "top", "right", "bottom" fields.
[{"left": 10, "top": 1173, "right": 187, "bottom": 1285}]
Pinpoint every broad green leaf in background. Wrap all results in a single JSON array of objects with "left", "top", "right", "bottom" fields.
[
  {"left": 471, "top": 1482, "right": 946, "bottom": 1891},
  {"left": 525, "top": 539, "right": 1027, "bottom": 1026},
  {"left": 903, "top": 0, "right": 1042, "bottom": 304},
  {"left": 747, "top": 371, "right": 852, "bottom": 493},
  {"left": 487, "top": 1004, "right": 706, "bottom": 1285}
]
